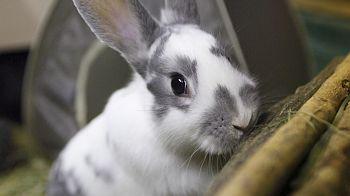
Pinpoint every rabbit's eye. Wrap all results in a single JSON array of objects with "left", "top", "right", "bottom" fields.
[{"left": 171, "top": 74, "right": 188, "bottom": 96}]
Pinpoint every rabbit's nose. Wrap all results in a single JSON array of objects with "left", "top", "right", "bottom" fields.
[
  {"left": 232, "top": 115, "right": 256, "bottom": 134},
  {"left": 233, "top": 125, "right": 245, "bottom": 131}
]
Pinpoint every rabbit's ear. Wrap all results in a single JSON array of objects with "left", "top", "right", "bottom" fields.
[
  {"left": 73, "top": 0, "right": 160, "bottom": 74},
  {"left": 162, "top": 0, "right": 200, "bottom": 25}
]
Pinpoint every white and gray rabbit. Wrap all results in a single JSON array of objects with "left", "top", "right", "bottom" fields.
[{"left": 47, "top": 0, "right": 260, "bottom": 195}]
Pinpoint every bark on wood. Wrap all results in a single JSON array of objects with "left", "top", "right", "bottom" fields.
[
  {"left": 208, "top": 55, "right": 350, "bottom": 196},
  {"left": 291, "top": 98, "right": 350, "bottom": 196}
]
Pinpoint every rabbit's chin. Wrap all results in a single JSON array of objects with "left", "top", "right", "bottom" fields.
[{"left": 197, "top": 133, "right": 243, "bottom": 155}]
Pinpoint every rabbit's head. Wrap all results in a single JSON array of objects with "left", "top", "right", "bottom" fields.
[{"left": 73, "top": 0, "right": 259, "bottom": 154}]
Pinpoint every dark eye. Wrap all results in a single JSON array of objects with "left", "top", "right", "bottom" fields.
[{"left": 171, "top": 73, "right": 188, "bottom": 96}]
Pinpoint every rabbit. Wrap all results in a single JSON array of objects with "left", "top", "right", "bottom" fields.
[{"left": 46, "top": 0, "right": 260, "bottom": 195}]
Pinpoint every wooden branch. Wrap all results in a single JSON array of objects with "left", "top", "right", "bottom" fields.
[
  {"left": 209, "top": 55, "right": 350, "bottom": 196},
  {"left": 207, "top": 58, "right": 342, "bottom": 195},
  {"left": 291, "top": 97, "right": 350, "bottom": 196}
]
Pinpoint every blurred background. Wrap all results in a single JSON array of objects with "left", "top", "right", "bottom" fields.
[{"left": 0, "top": 0, "right": 349, "bottom": 195}]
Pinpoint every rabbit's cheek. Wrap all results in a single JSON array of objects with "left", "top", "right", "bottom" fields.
[
  {"left": 198, "top": 85, "right": 243, "bottom": 154},
  {"left": 239, "top": 83, "right": 259, "bottom": 107}
]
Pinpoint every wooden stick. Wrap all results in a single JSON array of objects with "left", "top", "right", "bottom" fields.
[
  {"left": 214, "top": 54, "right": 350, "bottom": 196},
  {"left": 291, "top": 98, "right": 350, "bottom": 196}
]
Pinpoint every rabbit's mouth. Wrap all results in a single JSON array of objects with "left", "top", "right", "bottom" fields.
[{"left": 197, "top": 124, "right": 246, "bottom": 155}]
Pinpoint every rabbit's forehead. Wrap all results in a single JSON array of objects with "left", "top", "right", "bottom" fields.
[
  {"left": 161, "top": 27, "right": 245, "bottom": 89},
  {"left": 150, "top": 27, "right": 223, "bottom": 79},
  {"left": 148, "top": 25, "right": 255, "bottom": 94},
  {"left": 163, "top": 26, "right": 216, "bottom": 57}
]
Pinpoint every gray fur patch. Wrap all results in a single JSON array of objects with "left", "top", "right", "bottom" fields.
[
  {"left": 144, "top": 31, "right": 171, "bottom": 78},
  {"left": 210, "top": 46, "right": 226, "bottom": 58},
  {"left": 147, "top": 76, "right": 190, "bottom": 119},
  {"left": 212, "top": 85, "right": 237, "bottom": 115},
  {"left": 165, "top": 0, "right": 200, "bottom": 24},
  {"left": 210, "top": 42, "right": 236, "bottom": 65},
  {"left": 149, "top": 54, "right": 198, "bottom": 80},
  {"left": 200, "top": 86, "right": 242, "bottom": 151},
  {"left": 151, "top": 33, "right": 172, "bottom": 61},
  {"left": 239, "top": 83, "right": 258, "bottom": 106},
  {"left": 175, "top": 56, "right": 198, "bottom": 84},
  {"left": 47, "top": 158, "right": 84, "bottom": 196},
  {"left": 147, "top": 55, "right": 198, "bottom": 119},
  {"left": 85, "top": 155, "right": 114, "bottom": 183}
]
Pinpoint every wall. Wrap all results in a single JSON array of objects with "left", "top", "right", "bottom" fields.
[{"left": 0, "top": 0, "right": 53, "bottom": 51}]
